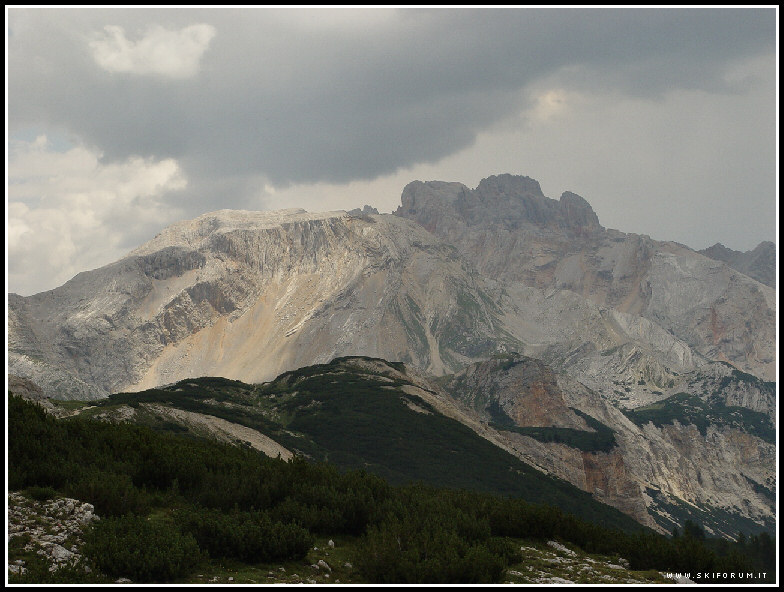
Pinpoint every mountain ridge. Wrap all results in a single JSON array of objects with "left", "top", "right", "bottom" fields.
[
  {"left": 698, "top": 241, "right": 776, "bottom": 288},
  {"left": 7, "top": 172, "right": 776, "bottom": 539}
]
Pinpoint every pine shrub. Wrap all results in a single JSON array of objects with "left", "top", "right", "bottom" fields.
[{"left": 83, "top": 514, "right": 201, "bottom": 583}]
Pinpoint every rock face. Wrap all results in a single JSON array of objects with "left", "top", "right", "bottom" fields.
[
  {"left": 7, "top": 374, "right": 76, "bottom": 418},
  {"left": 8, "top": 375, "right": 47, "bottom": 401},
  {"left": 440, "top": 354, "right": 775, "bottom": 537},
  {"left": 7, "top": 173, "right": 776, "bottom": 537},
  {"left": 442, "top": 356, "right": 591, "bottom": 430},
  {"left": 699, "top": 241, "right": 776, "bottom": 288},
  {"left": 9, "top": 209, "right": 507, "bottom": 399},
  {"left": 395, "top": 175, "right": 775, "bottom": 383}
]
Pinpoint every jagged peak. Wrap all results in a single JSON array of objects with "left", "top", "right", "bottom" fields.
[
  {"left": 700, "top": 242, "right": 735, "bottom": 256},
  {"left": 558, "top": 191, "right": 602, "bottom": 230},
  {"left": 396, "top": 173, "right": 603, "bottom": 234},
  {"left": 399, "top": 180, "right": 467, "bottom": 206},
  {"left": 701, "top": 241, "right": 775, "bottom": 257},
  {"left": 475, "top": 174, "right": 544, "bottom": 197},
  {"left": 750, "top": 240, "right": 775, "bottom": 253}
]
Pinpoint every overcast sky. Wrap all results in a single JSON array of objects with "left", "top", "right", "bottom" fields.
[{"left": 6, "top": 6, "right": 778, "bottom": 296}]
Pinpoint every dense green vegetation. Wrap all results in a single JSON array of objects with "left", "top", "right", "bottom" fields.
[
  {"left": 94, "top": 360, "right": 640, "bottom": 531},
  {"left": 623, "top": 392, "right": 775, "bottom": 443},
  {"left": 492, "top": 408, "right": 617, "bottom": 453},
  {"left": 84, "top": 514, "right": 202, "bottom": 582},
  {"left": 260, "top": 369, "right": 626, "bottom": 522},
  {"left": 8, "top": 394, "right": 775, "bottom": 584}
]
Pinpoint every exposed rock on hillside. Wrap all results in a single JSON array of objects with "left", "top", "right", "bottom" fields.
[
  {"left": 8, "top": 492, "right": 99, "bottom": 577},
  {"left": 92, "top": 402, "right": 293, "bottom": 460},
  {"left": 8, "top": 375, "right": 47, "bottom": 401},
  {"left": 395, "top": 175, "right": 775, "bottom": 381},
  {"left": 440, "top": 356, "right": 591, "bottom": 430},
  {"left": 699, "top": 241, "right": 776, "bottom": 288},
  {"left": 664, "top": 362, "right": 776, "bottom": 419},
  {"left": 9, "top": 209, "right": 508, "bottom": 398},
  {"left": 7, "top": 374, "right": 75, "bottom": 418},
  {"left": 439, "top": 355, "right": 775, "bottom": 537}
]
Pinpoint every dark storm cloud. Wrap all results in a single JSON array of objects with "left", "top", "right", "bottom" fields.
[{"left": 8, "top": 6, "right": 776, "bottom": 213}]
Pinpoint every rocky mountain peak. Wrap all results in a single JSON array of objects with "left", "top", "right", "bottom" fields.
[
  {"left": 698, "top": 240, "right": 776, "bottom": 288},
  {"left": 474, "top": 173, "right": 544, "bottom": 198},
  {"left": 700, "top": 242, "right": 734, "bottom": 259},
  {"left": 7, "top": 172, "right": 776, "bottom": 539},
  {"left": 558, "top": 191, "right": 602, "bottom": 232},
  {"left": 395, "top": 180, "right": 469, "bottom": 234},
  {"left": 396, "top": 174, "right": 602, "bottom": 236}
]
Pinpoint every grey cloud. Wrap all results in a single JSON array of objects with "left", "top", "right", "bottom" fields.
[{"left": 8, "top": 6, "right": 776, "bottom": 212}]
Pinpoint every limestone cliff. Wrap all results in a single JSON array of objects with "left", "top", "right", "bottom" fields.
[
  {"left": 439, "top": 354, "right": 775, "bottom": 537},
  {"left": 395, "top": 175, "right": 775, "bottom": 382},
  {"left": 8, "top": 209, "right": 508, "bottom": 399}
]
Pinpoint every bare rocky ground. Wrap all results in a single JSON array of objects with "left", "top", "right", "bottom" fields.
[
  {"left": 508, "top": 540, "right": 672, "bottom": 584},
  {"left": 7, "top": 491, "right": 99, "bottom": 579}
]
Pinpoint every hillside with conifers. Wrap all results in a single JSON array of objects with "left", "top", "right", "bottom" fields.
[{"left": 8, "top": 392, "right": 775, "bottom": 584}]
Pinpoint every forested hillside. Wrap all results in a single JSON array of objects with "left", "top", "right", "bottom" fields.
[{"left": 8, "top": 395, "right": 775, "bottom": 584}]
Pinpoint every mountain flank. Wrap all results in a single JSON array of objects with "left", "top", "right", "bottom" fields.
[
  {"left": 698, "top": 241, "right": 775, "bottom": 288},
  {"left": 9, "top": 377, "right": 775, "bottom": 584},
  {"left": 7, "top": 173, "right": 776, "bottom": 541}
]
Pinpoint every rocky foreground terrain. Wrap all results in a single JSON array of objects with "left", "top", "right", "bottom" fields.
[
  {"left": 8, "top": 488, "right": 678, "bottom": 584},
  {"left": 7, "top": 492, "right": 98, "bottom": 579},
  {"left": 7, "top": 174, "right": 776, "bottom": 539}
]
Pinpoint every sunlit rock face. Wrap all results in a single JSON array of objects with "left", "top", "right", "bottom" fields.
[{"left": 8, "top": 208, "right": 511, "bottom": 398}]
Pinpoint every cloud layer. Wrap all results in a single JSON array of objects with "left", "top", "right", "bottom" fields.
[
  {"left": 7, "top": 7, "right": 777, "bottom": 295},
  {"left": 8, "top": 136, "right": 187, "bottom": 295}
]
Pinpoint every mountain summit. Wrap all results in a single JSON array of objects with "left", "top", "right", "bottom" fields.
[
  {"left": 395, "top": 175, "right": 774, "bottom": 383},
  {"left": 396, "top": 175, "right": 601, "bottom": 237}
]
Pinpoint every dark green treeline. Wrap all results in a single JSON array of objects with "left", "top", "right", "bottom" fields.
[{"left": 7, "top": 396, "right": 775, "bottom": 584}]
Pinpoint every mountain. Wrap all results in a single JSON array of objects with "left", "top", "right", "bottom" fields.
[
  {"left": 437, "top": 355, "right": 775, "bottom": 538},
  {"left": 15, "top": 389, "right": 772, "bottom": 585},
  {"left": 9, "top": 208, "right": 509, "bottom": 399},
  {"left": 36, "top": 352, "right": 774, "bottom": 538},
  {"left": 394, "top": 175, "right": 775, "bottom": 384},
  {"left": 7, "top": 173, "right": 776, "bottom": 538},
  {"left": 68, "top": 356, "right": 645, "bottom": 533},
  {"left": 698, "top": 241, "right": 776, "bottom": 288}
]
